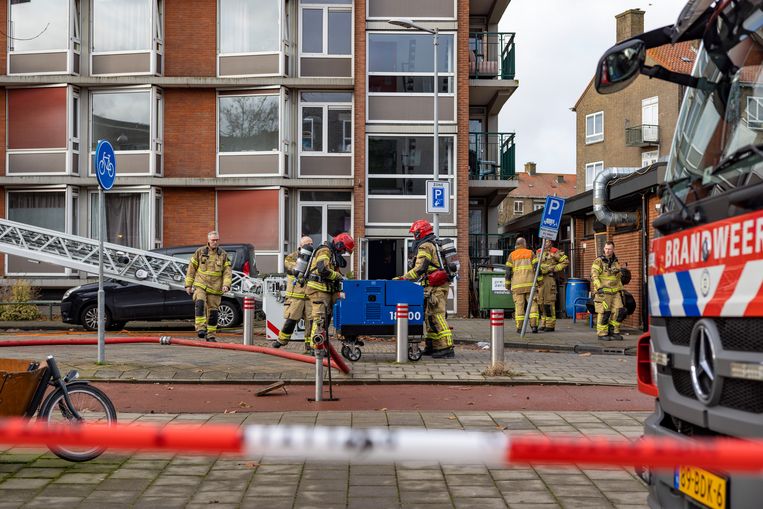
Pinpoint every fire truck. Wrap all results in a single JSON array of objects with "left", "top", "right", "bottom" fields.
[{"left": 595, "top": 1, "right": 763, "bottom": 508}]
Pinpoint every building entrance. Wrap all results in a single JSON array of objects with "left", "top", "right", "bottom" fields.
[{"left": 366, "top": 239, "right": 406, "bottom": 280}]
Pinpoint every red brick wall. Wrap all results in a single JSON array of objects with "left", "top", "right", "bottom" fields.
[
  {"left": 0, "top": 6, "right": 6, "bottom": 76},
  {"left": 164, "top": 0, "right": 216, "bottom": 77},
  {"left": 163, "top": 89, "right": 216, "bottom": 178},
  {"left": 163, "top": 189, "right": 216, "bottom": 247},
  {"left": 612, "top": 229, "right": 643, "bottom": 328},
  {"left": 352, "top": 0, "right": 366, "bottom": 259},
  {"left": 0, "top": 89, "right": 5, "bottom": 176},
  {"left": 456, "top": 0, "right": 468, "bottom": 317}
]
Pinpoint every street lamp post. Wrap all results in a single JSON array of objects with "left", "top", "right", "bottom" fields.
[{"left": 387, "top": 18, "right": 440, "bottom": 236}]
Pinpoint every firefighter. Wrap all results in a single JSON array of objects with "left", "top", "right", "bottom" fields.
[
  {"left": 505, "top": 237, "right": 540, "bottom": 333},
  {"left": 184, "top": 231, "right": 232, "bottom": 342},
  {"left": 536, "top": 239, "right": 569, "bottom": 332},
  {"left": 397, "top": 219, "right": 454, "bottom": 359},
  {"left": 591, "top": 240, "right": 625, "bottom": 341},
  {"left": 272, "top": 236, "right": 314, "bottom": 354},
  {"left": 306, "top": 232, "right": 354, "bottom": 350}
]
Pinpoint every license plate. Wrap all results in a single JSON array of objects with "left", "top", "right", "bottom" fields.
[{"left": 674, "top": 465, "right": 727, "bottom": 509}]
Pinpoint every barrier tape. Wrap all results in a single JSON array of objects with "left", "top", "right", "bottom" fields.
[{"left": 2, "top": 418, "right": 763, "bottom": 471}]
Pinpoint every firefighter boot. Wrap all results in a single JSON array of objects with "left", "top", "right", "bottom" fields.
[
  {"left": 197, "top": 329, "right": 207, "bottom": 339},
  {"left": 432, "top": 346, "right": 455, "bottom": 359},
  {"left": 531, "top": 326, "right": 538, "bottom": 334},
  {"left": 423, "top": 339, "right": 434, "bottom": 356}
]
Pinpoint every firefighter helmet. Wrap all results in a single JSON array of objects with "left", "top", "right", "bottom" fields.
[
  {"left": 333, "top": 232, "right": 355, "bottom": 254},
  {"left": 409, "top": 219, "right": 433, "bottom": 240}
]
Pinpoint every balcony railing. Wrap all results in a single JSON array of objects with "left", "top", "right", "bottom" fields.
[
  {"left": 625, "top": 124, "right": 659, "bottom": 147},
  {"left": 469, "top": 32, "right": 515, "bottom": 80},
  {"left": 469, "top": 132, "right": 516, "bottom": 180},
  {"left": 469, "top": 233, "right": 509, "bottom": 266}
]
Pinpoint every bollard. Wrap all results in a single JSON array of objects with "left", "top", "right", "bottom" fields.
[
  {"left": 314, "top": 348, "right": 324, "bottom": 401},
  {"left": 490, "top": 309, "right": 505, "bottom": 367},
  {"left": 243, "top": 296, "right": 255, "bottom": 346},
  {"left": 396, "top": 303, "right": 409, "bottom": 363}
]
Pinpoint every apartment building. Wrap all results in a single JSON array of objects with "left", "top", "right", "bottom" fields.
[
  {"left": 0, "top": 0, "right": 517, "bottom": 316},
  {"left": 573, "top": 9, "right": 692, "bottom": 193}
]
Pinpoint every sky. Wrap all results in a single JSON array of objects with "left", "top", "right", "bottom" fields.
[{"left": 497, "top": 0, "right": 688, "bottom": 174}]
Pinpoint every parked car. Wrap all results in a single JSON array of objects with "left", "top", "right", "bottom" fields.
[{"left": 61, "top": 244, "right": 256, "bottom": 331}]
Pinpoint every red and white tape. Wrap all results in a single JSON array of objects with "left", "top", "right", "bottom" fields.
[{"left": 2, "top": 418, "right": 763, "bottom": 471}]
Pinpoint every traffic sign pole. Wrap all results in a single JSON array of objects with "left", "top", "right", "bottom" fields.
[
  {"left": 520, "top": 243, "right": 544, "bottom": 339},
  {"left": 97, "top": 188, "right": 105, "bottom": 363}
]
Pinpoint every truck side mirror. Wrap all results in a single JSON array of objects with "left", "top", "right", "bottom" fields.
[{"left": 595, "top": 39, "right": 646, "bottom": 94}]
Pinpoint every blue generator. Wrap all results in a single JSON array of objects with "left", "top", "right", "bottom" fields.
[{"left": 333, "top": 280, "right": 424, "bottom": 361}]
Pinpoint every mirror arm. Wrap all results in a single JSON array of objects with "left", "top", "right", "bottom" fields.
[{"left": 641, "top": 65, "right": 700, "bottom": 88}]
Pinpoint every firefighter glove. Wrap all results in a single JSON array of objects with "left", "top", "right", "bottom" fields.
[{"left": 185, "top": 286, "right": 193, "bottom": 296}]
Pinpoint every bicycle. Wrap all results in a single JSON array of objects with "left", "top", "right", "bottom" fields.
[
  {"left": 1, "top": 355, "right": 117, "bottom": 462},
  {"left": 97, "top": 153, "right": 114, "bottom": 179}
]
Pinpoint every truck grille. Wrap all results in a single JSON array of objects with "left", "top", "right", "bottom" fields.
[
  {"left": 671, "top": 369, "right": 696, "bottom": 399},
  {"left": 720, "top": 379, "right": 763, "bottom": 413},
  {"left": 665, "top": 318, "right": 763, "bottom": 351}
]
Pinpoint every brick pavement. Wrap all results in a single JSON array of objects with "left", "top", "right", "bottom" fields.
[{"left": 0, "top": 410, "right": 650, "bottom": 508}]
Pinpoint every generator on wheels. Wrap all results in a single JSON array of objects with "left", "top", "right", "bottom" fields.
[{"left": 333, "top": 280, "right": 424, "bottom": 362}]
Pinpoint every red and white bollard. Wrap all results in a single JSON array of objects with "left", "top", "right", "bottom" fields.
[
  {"left": 396, "top": 303, "right": 409, "bottom": 363},
  {"left": 490, "top": 309, "right": 505, "bottom": 367},
  {"left": 243, "top": 296, "right": 255, "bottom": 346}
]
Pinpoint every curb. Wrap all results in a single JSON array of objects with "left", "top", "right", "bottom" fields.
[{"left": 91, "top": 378, "right": 637, "bottom": 387}]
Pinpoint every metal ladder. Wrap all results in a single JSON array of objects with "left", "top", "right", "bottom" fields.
[{"left": 0, "top": 218, "right": 263, "bottom": 299}]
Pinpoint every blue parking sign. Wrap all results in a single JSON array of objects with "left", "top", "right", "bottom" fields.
[
  {"left": 539, "top": 195, "right": 565, "bottom": 240},
  {"left": 426, "top": 181, "right": 450, "bottom": 213}
]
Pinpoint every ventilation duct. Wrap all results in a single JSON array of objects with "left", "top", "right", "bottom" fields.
[{"left": 593, "top": 167, "right": 638, "bottom": 225}]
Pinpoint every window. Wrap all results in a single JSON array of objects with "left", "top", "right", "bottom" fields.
[
  {"left": 642, "top": 96, "right": 659, "bottom": 142},
  {"left": 368, "top": 136, "right": 454, "bottom": 195},
  {"left": 368, "top": 33, "right": 455, "bottom": 94},
  {"left": 642, "top": 150, "right": 659, "bottom": 167},
  {"left": 299, "top": 191, "right": 352, "bottom": 251},
  {"left": 220, "top": 0, "right": 280, "bottom": 53},
  {"left": 218, "top": 94, "right": 279, "bottom": 152},
  {"left": 748, "top": 96, "right": 763, "bottom": 129},
  {"left": 8, "top": 0, "right": 80, "bottom": 74},
  {"left": 585, "top": 161, "right": 604, "bottom": 190},
  {"left": 89, "top": 188, "right": 162, "bottom": 249},
  {"left": 533, "top": 202, "right": 544, "bottom": 211},
  {"left": 300, "top": 92, "right": 352, "bottom": 154},
  {"left": 300, "top": 3, "right": 352, "bottom": 56},
  {"left": 90, "top": 88, "right": 163, "bottom": 175},
  {"left": 513, "top": 200, "right": 524, "bottom": 214},
  {"left": 92, "top": 0, "right": 162, "bottom": 75},
  {"left": 585, "top": 111, "right": 603, "bottom": 144}
]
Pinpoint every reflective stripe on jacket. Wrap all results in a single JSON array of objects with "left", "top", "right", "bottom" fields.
[
  {"left": 185, "top": 246, "right": 232, "bottom": 295},
  {"left": 591, "top": 255, "right": 623, "bottom": 293},
  {"left": 284, "top": 250, "right": 307, "bottom": 299},
  {"left": 306, "top": 246, "right": 342, "bottom": 293},
  {"left": 537, "top": 248, "right": 569, "bottom": 283},
  {"left": 506, "top": 248, "right": 537, "bottom": 294},
  {"left": 403, "top": 241, "right": 445, "bottom": 285}
]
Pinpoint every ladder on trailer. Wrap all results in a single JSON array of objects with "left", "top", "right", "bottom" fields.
[{"left": 0, "top": 218, "right": 263, "bottom": 299}]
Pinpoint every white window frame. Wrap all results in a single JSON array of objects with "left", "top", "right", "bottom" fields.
[
  {"left": 365, "top": 133, "right": 457, "bottom": 227},
  {"left": 747, "top": 96, "right": 763, "bottom": 130},
  {"left": 89, "top": 86, "right": 163, "bottom": 177},
  {"left": 533, "top": 202, "right": 544, "bottom": 211},
  {"left": 365, "top": 0, "right": 456, "bottom": 21},
  {"left": 297, "top": 191, "right": 353, "bottom": 245},
  {"left": 298, "top": 93, "right": 353, "bottom": 177},
  {"left": 585, "top": 111, "right": 603, "bottom": 144},
  {"left": 513, "top": 200, "right": 524, "bottom": 214},
  {"left": 366, "top": 31, "right": 457, "bottom": 125},
  {"left": 298, "top": 3, "right": 352, "bottom": 58},
  {"left": 641, "top": 150, "right": 659, "bottom": 168},
  {"left": 217, "top": 0, "right": 286, "bottom": 77},
  {"left": 585, "top": 161, "right": 604, "bottom": 190},
  {"left": 5, "top": 84, "right": 81, "bottom": 176},
  {"left": 5, "top": 186, "right": 77, "bottom": 276},
  {"left": 216, "top": 88, "right": 286, "bottom": 177},
  {"left": 7, "top": 0, "right": 81, "bottom": 75},
  {"left": 90, "top": 0, "right": 163, "bottom": 76},
  {"left": 642, "top": 96, "right": 659, "bottom": 125},
  {"left": 87, "top": 186, "right": 162, "bottom": 250}
]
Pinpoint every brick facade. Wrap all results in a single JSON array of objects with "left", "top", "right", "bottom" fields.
[
  {"left": 456, "top": 0, "right": 469, "bottom": 316},
  {"left": 164, "top": 0, "right": 216, "bottom": 77},
  {"left": 162, "top": 188, "right": 216, "bottom": 247},
  {"left": 352, "top": 0, "right": 366, "bottom": 253},
  {"left": 163, "top": 89, "right": 217, "bottom": 178}
]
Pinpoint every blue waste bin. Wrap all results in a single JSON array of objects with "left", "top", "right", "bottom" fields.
[{"left": 565, "top": 278, "right": 590, "bottom": 317}]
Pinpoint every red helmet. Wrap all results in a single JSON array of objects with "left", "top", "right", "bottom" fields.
[
  {"left": 409, "top": 219, "right": 433, "bottom": 240},
  {"left": 333, "top": 232, "right": 355, "bottom": 254}
]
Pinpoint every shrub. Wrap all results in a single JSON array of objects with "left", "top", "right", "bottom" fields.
[{"left": 0, "top": 280, "right": 41, "bottom": 321}]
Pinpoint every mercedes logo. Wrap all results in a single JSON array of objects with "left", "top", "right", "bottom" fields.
[
  {"left": 700, "top": 269, "right": 711, "bottom": 297},
  {"left": 689, "top": 319, "right": 723, "bottom": 405}
]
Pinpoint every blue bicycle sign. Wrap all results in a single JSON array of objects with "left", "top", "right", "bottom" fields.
[{"left": 94, "top": 140, "right": 116, "bottom": 190}]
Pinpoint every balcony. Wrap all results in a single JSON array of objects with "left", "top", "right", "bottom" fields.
[
  {"left": 468, "top": 132, "right": 518, "bottom": 206},
  {"left": 625, "top": 124, "right": 660, "bottom": 147},
  {"left": 469, "top": 32, "right": 518, "bottom": 114},
  {"left": 469, "top": 233, "right": 509, "bottom": 267}
]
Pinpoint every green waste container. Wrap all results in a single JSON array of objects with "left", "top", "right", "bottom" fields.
[{"left": 478, "top": 271, "right": 515, "bottom": 311}]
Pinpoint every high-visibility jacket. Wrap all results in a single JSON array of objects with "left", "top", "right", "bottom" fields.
[
  {"left": 505, "top": 247, "right": 537, "bottom": 294},
  {"left": 306, "top": 245, "right": 343, "bottom": 293},
  {"left": 537, "top": 247, "right": 569, "bottom": 283},
  {"left": 284, "top": 250, "right": 307, "bottom": 300},
  {"left": 591, "top": 255, "right": 624, "bottom": 294},
  {"left": 402, "top": 240, "right": 446, "bottom": 286},
  {"left": 185, "top": 246, "right": 232, "bottom": 295}
]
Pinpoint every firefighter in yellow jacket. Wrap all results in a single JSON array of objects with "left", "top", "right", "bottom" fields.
[
  {"left": 184, "top": 231, "right": 232, "bottom": 342},
  {"left": 591, "top": 240, "right": 625, "bottom": 341},
  {"left": 397, "top": 219, "right": 454, "bottom": 359},
  {"left": 272, "top": 236, "right": 314, "bottom": 354},
  {"left": 536, "top": 239, "right": 569, "bottom": 332},
  {"left": 505, "top": 237, "right": 540, "bottom": 333},
  {"left": 305, "top": 233, "right": 354, "bottom": 348}
]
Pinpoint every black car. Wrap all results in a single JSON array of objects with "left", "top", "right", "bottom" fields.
[{"left": 61, "top": 244, "right": 256, "bottom": 331}]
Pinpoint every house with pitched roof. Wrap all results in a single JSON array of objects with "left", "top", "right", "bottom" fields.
[{"left": 497, "top": 162, "right": 576, "bottom": 225}]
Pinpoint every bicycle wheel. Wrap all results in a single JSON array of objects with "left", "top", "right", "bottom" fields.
[{"left": 39, "top": 384, "right": 117, "bottom": 462}]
